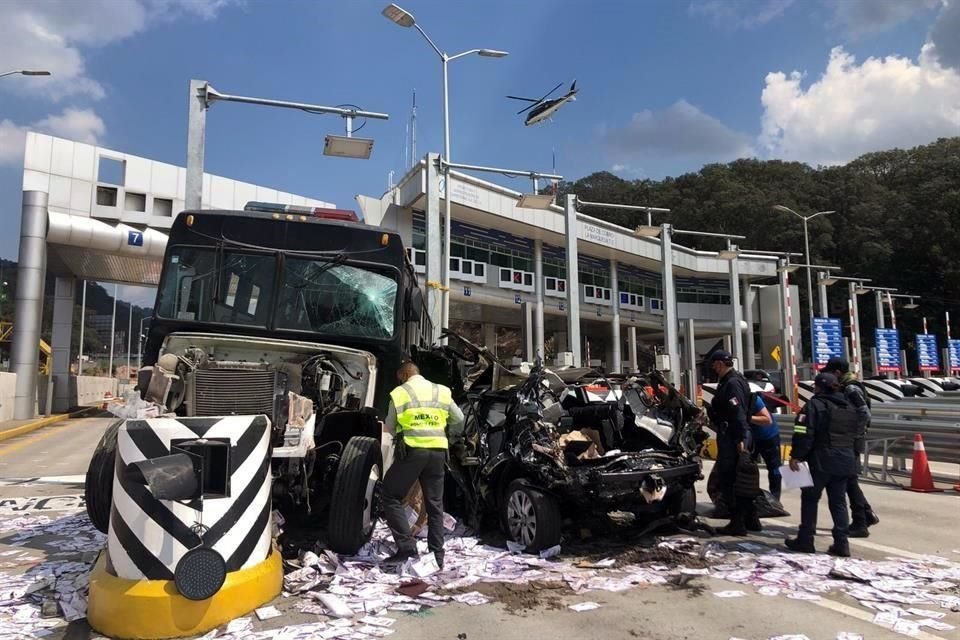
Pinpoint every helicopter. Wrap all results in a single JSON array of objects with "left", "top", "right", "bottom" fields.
[{"left": 507, "top": 81, "right": 578, "bottom": 126}]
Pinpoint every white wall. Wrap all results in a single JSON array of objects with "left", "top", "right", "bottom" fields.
[
  {"left": 74, "top": 376, "right": 119, "bottom": 407},
  {"left": 0, "top": 372, "right": 16, "bottom": 421}
]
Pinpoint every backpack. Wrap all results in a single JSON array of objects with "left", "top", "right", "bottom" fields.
[{"left": 821, "top": 397, "right": 858, "bottom": 449}]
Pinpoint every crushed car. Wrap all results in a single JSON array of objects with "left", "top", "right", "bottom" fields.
[{"left": 416, "top": 332, "right": 709, "bottom": 552}]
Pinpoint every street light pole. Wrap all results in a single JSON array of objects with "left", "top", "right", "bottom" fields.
[
  {"left": 773, "top": 205, "right": 835, "bottom": 325},
  {"left": 138, "top": 316, "right": 151, "bottom": 372},
  {"left": 383, "top": 4, "right": 507, "bottom": 340}
]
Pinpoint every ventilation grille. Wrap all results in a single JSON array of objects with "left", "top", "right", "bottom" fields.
[{"left": 192, "top": 368, "right": 278, "bottom": 417}]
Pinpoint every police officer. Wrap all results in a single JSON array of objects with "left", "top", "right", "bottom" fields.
[
  {"left": 785, "top": 372, "right": 858, "bottom": 557},
  {"left": 382, "top": 362, "right": 465, "bottom": 568},
  {"left": 749, "top": 393, "right": 782, "bottom": 500},
  {"left": 707, "top": 350, "right": 759, "bottom": 535},
  {"left": 820, "top": 357, "right": 879, "bottom": 537}
]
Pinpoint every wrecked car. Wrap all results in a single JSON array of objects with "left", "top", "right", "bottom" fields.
[{"left": 417, "top": 333, "right": 708, "bottom": 552}]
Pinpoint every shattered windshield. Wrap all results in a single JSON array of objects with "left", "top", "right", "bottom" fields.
[{"left": 277, "top": 258, "right": 398, "bottom": 339}]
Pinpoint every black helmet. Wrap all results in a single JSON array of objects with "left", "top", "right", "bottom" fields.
[
  {"left": 820, "top": 357, "right": 849, "bottom": 374},
  {"left": 814, "top": 372, "right": 840, "bottom": 391}
]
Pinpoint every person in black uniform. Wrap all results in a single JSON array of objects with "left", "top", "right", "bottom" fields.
[
  {"left": 819, "top": 357, "right": 879, "bottom": 537},
  {"left": 706, "top": 350, "right": 759, "bottom": 535},
  {"left": 785, "top": 372, "right": 859, "bottom": 557}
]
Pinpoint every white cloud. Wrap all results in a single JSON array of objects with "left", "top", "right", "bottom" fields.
[
  {"left": 0, "top": 0, "right": 236, "bottom": 101},
  {"left": 0, "top": 108, "right": 105, "bottom": 166},
  {"left": 689, "top": 0, "right": 797, "bottom": 28},
  {"left": 759, "top": 45, "right": 960, "bottom": 165},
  {"left": 829, "top": 0, "right": 941, "bottom": 35},
  {"left": 602, "top": 100, "right": 755, "bottom": 162}
]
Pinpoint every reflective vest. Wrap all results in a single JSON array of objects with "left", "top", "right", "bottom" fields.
[{"left": 390, "top": 377, "right": 452, "bottom": 450}]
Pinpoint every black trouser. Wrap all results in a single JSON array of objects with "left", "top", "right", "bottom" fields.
[
  {"left": 381, "top": 447, "right": 446, "bottom": 556},
  {"left": 752, "top": 436, "right": 782, "bottom": 499},
  {"left": 798, "top": 451, "right": 854, "bottom": 546},
  {"left": 847, "top": 457, "right": 874, "bottom": 528},
  {"left": 716, "top": 446, "right": 758, "bottom": 527}
]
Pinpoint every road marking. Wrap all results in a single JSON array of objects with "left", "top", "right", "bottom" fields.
[
  {"left": 814, "top": 597, "right": 948, "bottom": 640},
  {"left": 776, "top": 520, "right": 928, "bottom": 560},
  {"left": 0, "top": 419, "right": 88, "bottom": 458},
  {"left": 0, "top": 475, "right": 86, "bottom": 487}
]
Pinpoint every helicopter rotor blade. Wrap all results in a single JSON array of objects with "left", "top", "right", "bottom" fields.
[
  {"left": 506, "top": 95, "right": 539, "bottom": 102},
  {"left": 537, "top": 82, "right": 564, "bottom": 102},
  {"left": 516, "top": 103, "right": 538, "bottom": 115}
]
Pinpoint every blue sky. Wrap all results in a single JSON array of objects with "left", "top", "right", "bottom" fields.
[{"left": 1, "top": 0, "right": 958, "bottom": 306}]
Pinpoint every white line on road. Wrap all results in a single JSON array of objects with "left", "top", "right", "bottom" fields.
[
  {"left": 814, "top": 597, "right": 949, "bottom": 640},
  {"left": 777, "top": 519, "right": 928, "bottom": 560},
  {"left": 0, "top": 475, "right": 85, "bottom": 487}
]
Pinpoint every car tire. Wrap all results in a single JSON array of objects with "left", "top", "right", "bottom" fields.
[
  {"left": 327, "top": 436, "right": 383, "bottom": 555},
  {"left": 85, "top": 419, "right": 122, "bottom": 534},
  {"left": 667, "top": 484, "right": 697, "bottom": 516},
  {"left": 502, "top": 480, "right": 561, "bottom": 553}
]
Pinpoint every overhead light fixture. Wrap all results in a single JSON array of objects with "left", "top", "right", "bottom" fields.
[
  {"left": 853, "top": 287, "right": 868, "bottom": 296},
  {"left": 718, "top": 247, "right": 739, "bottom": 260},
  {"left": 820, "top": 276, "right": 839, "bottom": 286},
  {"left": 634, "top": 225, "right": 661, "bottom": 238},
  {"left": 382, "top": 3, "right": 415, "bottom": 26},
  {"left": 324, "top": 135, "right": 374, "bottom": 159},
  {"left": 517, "top": 193, "right": 554, "bottom": 209},
  {"left": 777, "top": 264, "right": 800, "bottom": 273},
  {"left": 22, "top": 70, "right": 51, "bottom": 76},
  {"left": 478, "top": 49, "right": 509, "bottom": 57},
  {"left": 904, "top": 297, "right": 919, "bottom": 309}
]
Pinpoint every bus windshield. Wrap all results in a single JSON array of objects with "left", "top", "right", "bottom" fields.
[
  {"left": 156, "top": 246, "right": 398, "bottom": 340},
  {"left": 156, "top": 247, "right": 274, "bottom": 327},
  {"left": 276, "top": 257, "right": 397, "bottom": 339}
]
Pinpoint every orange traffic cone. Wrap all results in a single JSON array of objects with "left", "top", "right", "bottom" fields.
[{"left": 904, "top": 433, "right": 943, "bottom": 493}]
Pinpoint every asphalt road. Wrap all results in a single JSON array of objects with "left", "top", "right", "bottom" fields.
[{"left": 1, "top": 417, "right": 958, "bottom": 640}]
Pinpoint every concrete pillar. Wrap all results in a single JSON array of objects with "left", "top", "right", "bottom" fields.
[
  {"left": 564, "top": 195, "right": 582, "bottom": 367},
  {"left": 661, "top": 224, "right": 680, "bottom": 387},
  {"left": 424, "top": 153, "right": 443, "bottom": 343},
  {"left": 728, "top": 254, "right": 743, "bottom": 368},
  {"left": 628, "top": 326, "right": 638, "bottom": 374},
  {"left": 523, "top": 302, "right": 534, "bottom": 362},
  {"left": 185, "top": 79, "right": 208, "bottom": 211},
  {"left": 818, "top": 273, "right": 829, "bottom": 317},
  {"left": 12, "top": 191, "right": 48, "bottom": 419},
  {"left": 483, "top": 322, "right": 497, "bottom": 356},
  {"left": 779, "top": 259, "right": 795, "bottom": 402},
  {"left": 875, "top": 291, "right": 885, "bottom": 329},
  {"left": 849, "top": 282, "right": 863, "bottom": 379},
  {"left": 610, "top": 260, "right": 621, "bottom": 373},
  {"left": 684, "top": 319, "right": 697, "bottom": 404},
  {"left": 555, "top": 331, "right": 568, "bottom": 355},
  {"left": 742, "top": 277, "right": 755, "bottom": 370},
  {"left": 533, "top": 239, "right": 545, "bottom": 360},
  {"left": 51, "top": 276, "right": 75, "bottom": 413}
]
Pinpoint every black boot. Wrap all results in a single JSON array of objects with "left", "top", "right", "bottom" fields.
[
  {"left": 866, "top": 508, "right": 880, "bottom": 527},
  {"left": 383, "top": 549, "right": 418, "bottom": 565},
  {"left": 848, "top": 526, "right": 869, "bottom": 538},
  {"left": 785, "top": 537, "right": 816, "bottom": 553},
  {"left": 718, "top": 509, "right": 747, "bottom": 536},
  {"left": 828, "top": 541, "right": 851, "bottom": 557}
]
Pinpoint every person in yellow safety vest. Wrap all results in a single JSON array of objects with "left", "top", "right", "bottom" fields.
[{"left": 381, "top": 362, "right": 465, "bottom": 569}]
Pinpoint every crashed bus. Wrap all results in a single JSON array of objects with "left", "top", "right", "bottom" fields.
[{"left": 84, "top": 202, "right": 432, "bottom": 556}]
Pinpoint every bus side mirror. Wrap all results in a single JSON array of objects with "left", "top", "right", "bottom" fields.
[{"left": 406, "top": 288, "right": 423, "bottom": 321}]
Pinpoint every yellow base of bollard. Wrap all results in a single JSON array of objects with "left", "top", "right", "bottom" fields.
[{"left": 87, "top": 548, "right": 282, "bottom": 640}]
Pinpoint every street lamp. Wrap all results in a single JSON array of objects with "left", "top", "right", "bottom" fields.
[
  {"left": 0, "top": 69, "right": 51, "bottom": 79},
  {"left": 383, "top": 3, "right": 508, "bottom": 336},
  {"left": 773, "top": 205, "right": 835, "bottom": 322}
]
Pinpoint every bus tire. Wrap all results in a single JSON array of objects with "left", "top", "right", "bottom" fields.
[{"left": 85, "top": 420, "right": 122, "bottom": 533}]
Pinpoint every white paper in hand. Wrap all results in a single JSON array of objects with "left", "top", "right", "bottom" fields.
[{"left": 780, "top": 461, "right": 814, "bottom": 490}]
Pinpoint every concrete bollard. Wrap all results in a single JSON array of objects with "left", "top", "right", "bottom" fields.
[{"left": 87, "top": 415, "right": 281, "bottom": 639}]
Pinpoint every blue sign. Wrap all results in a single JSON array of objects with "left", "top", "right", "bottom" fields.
[
  {"left": 916, "top": 334, "right": 939, "bottom": 372},
  {"left": 620, "top": 292, "right": 629, "bottom": 305},
  {"left": 559, "top": 302, "right": 565, "bottom": 312},
  {"left": 514, "top": 294, "right": 521, "bottom": 305},
  {"left": 949, "top": 339, "right": 960, "bottom": 371},
  {"left": 811, "top": 317, "right": 843, "bottom": 366},
  {"left": 874, "top": 328, "right": 901, "bottom": 373},
  {"left": 463, "top": 287, "right": 471, "bottom": 297},
  {"left": 127, "top": 230, "right": 144, "bottom": 247}
]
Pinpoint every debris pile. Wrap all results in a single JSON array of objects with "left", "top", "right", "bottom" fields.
[{"left": 0, "top": 506, "right": 959, "bottom": 639}]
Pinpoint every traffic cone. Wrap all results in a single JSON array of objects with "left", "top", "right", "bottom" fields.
[{"left": 903, "top": 433, "right": 943, "bottom": 493}]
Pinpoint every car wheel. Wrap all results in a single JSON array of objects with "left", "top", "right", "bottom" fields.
[
  {"left": 85, "top": 419, "right": 122, "bottom": 533},
  {"left": 327, "top": 437, "right": 383, "bottom": 555},
  {"left": 667, "top": 484, "right": 697, "bottom": 516},
  {"left": 502, "top": 480, "right": 561, "bottom": 553}
]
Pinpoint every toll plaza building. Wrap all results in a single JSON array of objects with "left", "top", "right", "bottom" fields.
[{"left": 358, "top": 157, "right": 797, "bottom": 387}]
